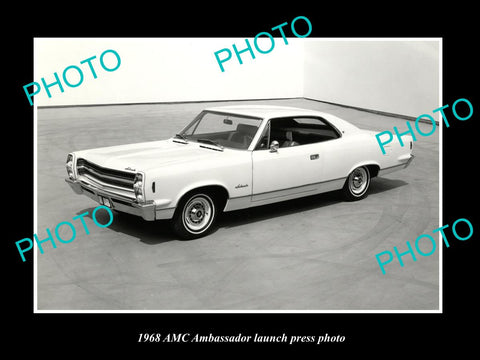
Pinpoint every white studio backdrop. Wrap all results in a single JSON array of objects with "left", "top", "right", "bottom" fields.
[
  {"left": 34, "top": 38, "right": 440, "bottom": 118},
  {"left": 303, "top": 39, "right": 441, "bottom": 118},
  {"left": 33, "top": 38, "right": 305, "bottom": 106}
]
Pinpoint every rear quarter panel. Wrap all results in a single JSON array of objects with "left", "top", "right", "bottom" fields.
[
  {"left": 320, "top": 130, "right": 412, "bottom": 180},
  {"left": 319, "top": 132, "right": 379, "bottom": 181}
]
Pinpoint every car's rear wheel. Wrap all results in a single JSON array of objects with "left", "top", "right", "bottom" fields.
[
  {"left": 343, "top": 166, "right": 371, "bottom": 201},
  {"left": 172, "top": 192, "right": 217, "bottom": 240}
]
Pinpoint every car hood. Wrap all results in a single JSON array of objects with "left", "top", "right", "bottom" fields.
[{"left": 74, "top": 139, "right": 226, "bottom": 172}]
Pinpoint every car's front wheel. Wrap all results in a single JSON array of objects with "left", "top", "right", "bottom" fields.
[
  {"left": 172, "top": 192, "right": 217, "bottom": 240},
  {"left": 343, "top": 166, "right": 371, "bottom": 201}
]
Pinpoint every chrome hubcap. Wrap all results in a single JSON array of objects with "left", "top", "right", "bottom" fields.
[
  {"left": 353, "top": 174, "right": 363, "bottom": 188},
  {"left": 183, "top": 195, "right": 213, "bottom": 233},
  {"left": 349, "top": 168, "right": 368, "bottom": 195}
]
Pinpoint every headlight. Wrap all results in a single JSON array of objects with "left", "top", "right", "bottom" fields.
[
  {"left": 133, "top": 173, "right": 145, "bottom": 203},
  {"left": 66, "top": 154, "right": 75, "bottom": 180}
]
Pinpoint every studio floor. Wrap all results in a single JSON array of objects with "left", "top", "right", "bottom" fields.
[{"left": 35, "top": 98, "right": 440, "bottom": 311}]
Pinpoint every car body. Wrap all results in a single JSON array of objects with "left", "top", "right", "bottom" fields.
[{"left": 65, "top": 105, "right": 414, "bottom": 239}]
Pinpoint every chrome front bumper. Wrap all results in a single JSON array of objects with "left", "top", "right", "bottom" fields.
[{"left": 66, "top": 178, "right": 163, "bottom": 221}]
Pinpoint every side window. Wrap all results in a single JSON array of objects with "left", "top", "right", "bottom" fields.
[{"left": 257, "top": 117, "right": 340, "bottom": 149}]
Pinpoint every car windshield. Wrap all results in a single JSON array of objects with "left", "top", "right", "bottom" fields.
[{"left": 178, "top": 111, "right": 262, "bottom": 150}]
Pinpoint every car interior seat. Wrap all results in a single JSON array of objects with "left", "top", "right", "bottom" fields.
[{"left": 282, "top": 131, "right": 300, "bottom": 147}]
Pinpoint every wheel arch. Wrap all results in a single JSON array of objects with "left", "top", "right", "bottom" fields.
[
  {"left": 175, "top": 183, "right": 230, "bottom": 212},
  {"left": 172, "top": 184, "right": 229, "bottom": 239},
  {"left": 347, "top": 161, "right": 380, "bottom": 178}
]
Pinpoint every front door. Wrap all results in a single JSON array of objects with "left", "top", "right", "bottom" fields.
[
  {"left": 251, "top": 136, "right": 324, "bottom": 203},
  {"left": 250, "top": 116, "right": 344, "bottom": 204}
]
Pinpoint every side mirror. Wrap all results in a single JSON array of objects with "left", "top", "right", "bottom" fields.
[{"left": 270, "top": 140, "right": 279, "bottom": 152}]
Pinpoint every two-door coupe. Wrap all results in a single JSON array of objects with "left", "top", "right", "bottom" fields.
[{"left": 65, "top": 105, "right": 414, "bottom": 239}]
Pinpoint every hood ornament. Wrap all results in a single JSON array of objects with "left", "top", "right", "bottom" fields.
[{"left": 125, "top": 167, "right": 136, "bottom": 171}]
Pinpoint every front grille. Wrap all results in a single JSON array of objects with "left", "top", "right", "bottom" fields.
[{"left": 76, "top": 158, "right": 136, "bottom": 190}]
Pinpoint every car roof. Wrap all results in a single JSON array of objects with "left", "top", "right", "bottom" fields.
[
  {"left": 203, "top": 104, "right": 361, "bottom": 134},
  {"left": 204, "top": 105, "right": 324, "bottom": 119}
]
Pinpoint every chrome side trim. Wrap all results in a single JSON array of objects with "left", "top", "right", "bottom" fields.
[
  {"left": 251, "top": 176, "right": 346, "bottom": 202},
  {"left": 224, "top": 177, "right": 347, "bottom": 212}
]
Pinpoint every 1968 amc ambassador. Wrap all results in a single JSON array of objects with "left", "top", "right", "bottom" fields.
[{"left": 65, "top": 105, "right": 414, "bottom": 239}]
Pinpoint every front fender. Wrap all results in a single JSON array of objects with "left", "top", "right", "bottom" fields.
[{"left": 173, "top": 180, "right": 231, "bottom": 207}]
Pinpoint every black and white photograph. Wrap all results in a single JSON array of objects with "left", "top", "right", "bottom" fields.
[{"left": 33, "top": 37, "right": 440, "bottom": 311}]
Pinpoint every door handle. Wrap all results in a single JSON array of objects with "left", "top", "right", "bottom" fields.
[{"left": 310, "top": 154, "right": 319, "bottom": 160}]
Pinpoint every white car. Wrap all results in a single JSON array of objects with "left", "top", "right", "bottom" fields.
[{"left": 65, "top": 105, "right": 414, "bottom": 239}]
